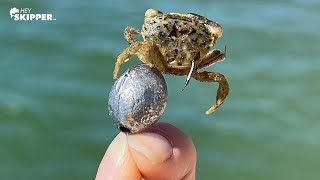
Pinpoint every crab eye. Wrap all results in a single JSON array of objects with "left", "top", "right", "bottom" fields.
[
  {"left": 206, "top": 22, "right": 223, "bottom": 38},
  {"left": 145, "top": 9, "right": 162, "bottom": 18},
  {"left": 108, "top": 64, "right": 168, "bottom": 134}
]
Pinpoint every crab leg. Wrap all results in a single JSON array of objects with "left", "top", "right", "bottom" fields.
[
  {"left": 114, "top": 44, "right": 136, "bottom": 79},
  {"left": 114, "top": 41, "right": 169, "bottom": 79},
  {"left": 192, "top": 71, "right": 229, "bottom": 114},
  {"left": 124, "top": 27, "right": 140, "bottom": 45}
]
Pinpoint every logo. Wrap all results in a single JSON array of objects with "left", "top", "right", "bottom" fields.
[{"left": 10, "top": 7, "right": 56, "bottom": 21}]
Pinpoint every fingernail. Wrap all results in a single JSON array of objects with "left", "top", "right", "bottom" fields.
[{"left": 128, "top": 132, "right": 172, "bottom": 164}]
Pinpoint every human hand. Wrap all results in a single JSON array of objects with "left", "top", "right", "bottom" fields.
[{"left": 96, "top": 122, "right": 197, "bottom": 180}]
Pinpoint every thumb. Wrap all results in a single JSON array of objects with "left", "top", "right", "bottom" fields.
[
  {"left": 96, "top": 122, "right": 197, "bottom": 180},
  {"left": 128, "top": 122, "right": 197, "bottom": 180}
]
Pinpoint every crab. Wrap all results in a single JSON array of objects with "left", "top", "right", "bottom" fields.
[{"left": 113, "top": 9, "right": 229, "bottom": 114}]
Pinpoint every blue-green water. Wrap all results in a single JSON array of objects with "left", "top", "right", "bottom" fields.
[{"left": 1, "top": 0, "right": 320, "bottom": 179}]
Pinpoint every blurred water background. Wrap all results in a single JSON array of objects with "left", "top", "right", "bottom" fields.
[{"left": 1, "top": 0, "right": 320, "bottom": 179}]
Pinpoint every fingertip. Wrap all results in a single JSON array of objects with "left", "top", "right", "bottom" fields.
[
  {"left": 96, "top": 133, "right": 141, "bottom": 180},
  {"left": 128, "top": 132, "right": 173, "bottom": 164},
  {"left": 128, "top": 122, "right": 197, "bottom": 180}
]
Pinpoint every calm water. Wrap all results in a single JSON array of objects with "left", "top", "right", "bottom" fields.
[{"left": 1, "top": 0, "right": 320, "bottom": 179}]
